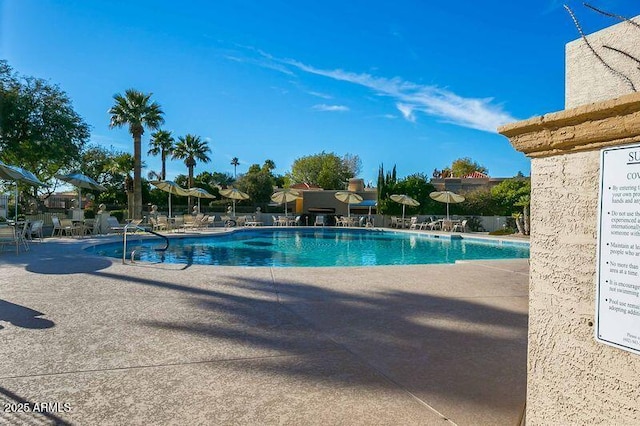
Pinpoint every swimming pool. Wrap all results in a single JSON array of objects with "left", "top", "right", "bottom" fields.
[{"left": 88, "top": 228, "right": 529, "bottom": 267}]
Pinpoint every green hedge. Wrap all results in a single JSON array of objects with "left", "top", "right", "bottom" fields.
[
  {"left": 488, "top": 228, "right": 516, "bottom": 236},
  {"left": 109, "top": 210, "right": 126, "bottom": 222}
]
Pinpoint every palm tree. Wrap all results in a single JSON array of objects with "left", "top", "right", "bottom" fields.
[
  {"left": 231, "top": 157, "right": 239, "bottom": 178},
  {"left": 148, "top": 130, "right": 174, "bottom": 180},
  {"left": 263, "top": 159, "right": 275, "bottom": 172},
  {"left": 172, "top": 134, "right": 211, "bottom": 210},
  {"left": 109, "top": 89, "right": 164, "bottom": 219},
  {"left": 106, "top": 153, "right": 136, "bottom": 219}
]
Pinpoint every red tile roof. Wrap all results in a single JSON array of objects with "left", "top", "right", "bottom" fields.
[
  {"left": 462, "top": 171, "right": 489, "bottom": 179},
  {"left": 290, "top": 183, "right": 322, "bottom": 190}
]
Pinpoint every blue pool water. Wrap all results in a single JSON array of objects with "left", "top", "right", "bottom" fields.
[{"left": 87, "top": 228, "right": 529, "bottom": 267}]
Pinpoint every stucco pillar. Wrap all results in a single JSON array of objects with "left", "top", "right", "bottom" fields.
[{"left": 498, "top": 92, "right": 640, "bottom": 424}]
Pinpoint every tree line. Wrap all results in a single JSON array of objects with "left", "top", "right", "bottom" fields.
[
  {"left": 377, "top": 162, "right": 530, "bottom": 219},
  {"left": 1, "top": 59, "right": 529, "bottom": 223},
  {"left": 0, "top": 60, "right": 363, "bottom": 217}
]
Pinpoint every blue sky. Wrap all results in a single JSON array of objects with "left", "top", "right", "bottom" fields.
[{"left": 2, "top": 0, "right": 639, "bottom": 185}]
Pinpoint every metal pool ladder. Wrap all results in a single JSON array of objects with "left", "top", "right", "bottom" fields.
[{"left": 122, "top": 222, "right": 169, "bottom": 264}]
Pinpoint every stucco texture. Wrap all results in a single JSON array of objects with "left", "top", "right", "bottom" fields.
[
  {"left": 527, "top": 152, "right": 640, "bottom": 424},
  {"left": 566, "top": 16, "right": 640, "bottom": 109},
  {"left": 500, "top": 13, "right": 640, "bottom": 425}
]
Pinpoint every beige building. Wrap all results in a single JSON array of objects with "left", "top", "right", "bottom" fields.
[
  {"left": 296, "top": 188, "right": 377, "bottom": 216},
  {"left": 42, "top": 191, "right": 88, "bottom": 209},
  {"left": 499, "top": 15, "right": 640, "bottom": 425},
  {"left": 286, "top": 179, "right": 378, "bottom": 221},
  {"left": 430, "top": 173, "right": 507, "bottom": 193}
]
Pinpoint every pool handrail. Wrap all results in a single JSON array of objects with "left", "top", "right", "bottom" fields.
[{"left": 122, "top": 223, "right": 169, "bottom": 264}]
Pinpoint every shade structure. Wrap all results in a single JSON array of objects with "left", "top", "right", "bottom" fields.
[
  {"left": 18, "top": 168, "right": 44, "bottom": 187},
  {"left": 185, "top": 187, "right": 216, "bottom": 212},
  {"left": 56, "top": 172, "right": 105, "bottom": 191},
  {"left": 56, "top": 172, "right": 106, "bottom": 209},
  {"left": 151, "top": 180, "right": 190, "bottom": 217},
  {"left": 271, "top": 189, "right": 302, "bottom": 216},
  {"left": 335, "top": 191, "right": 363, "bottom": 218},
  {"left": 429, "top": 191, "right": 465, "bottom": 220},
  {"left": 219, "top": 188, "right": 250, "bottom": 217},
  {"left": 1, "top": 161, "right": 45, "bottom": 218},
  {"left": 390, "top": 194, "right": 420, "bottom": 228},
  {"left": 0, "top": 160, "right": 32, "bottom": 182}
]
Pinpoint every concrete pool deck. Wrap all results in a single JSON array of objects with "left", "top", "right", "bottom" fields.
[{"left": 0, "top": 234, "right": 529, "bottom": 425}]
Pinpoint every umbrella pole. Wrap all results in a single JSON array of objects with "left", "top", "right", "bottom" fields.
[
  {"left": 168, "top": 194, "right": 172, "bottom": 218},
  {"left": 446, "top": 202, "right": 450, "bottom": 221},
  {"left": 197, "top": 197, "right": 201, "bottom": 213},
  {"left": 78, "top": 187, "right": 82, "bottom": 210},
  {"left": 284, "top": 201, "right": 287, "bottom": 217},
  {"left": 15, "top": 184, "right": 18, "bottom": 219},
  {"left": 402, "top": 204, "right": 405, "bottom": 228},
  {"left": 347, "top": 202, "right": 350, "bottom": 218},
  {"left": 233, "top": 200, "right": 236, "bottom": 217}
]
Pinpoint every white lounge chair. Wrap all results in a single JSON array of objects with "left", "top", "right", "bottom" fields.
[
  {"left": 184, "top": 214, "right": 209, "bottom": 230},
  {"left": 29, "top": 220, "right": 44, "bottom": 241},
  {"left": 279, "top": 216, "right": 291, "bottom": 226},
  {"left": 0, "top": 225, "right": 20, "bottom": 254},
  {"left": 452, "top": 219, "right": 468, "bottom": 233},
  {"left": 172, "top": 216, "right": 186, "bottom": 232},
  {"left": 183, "top": 214, "right": 195, "bottom": 228},
  {"left": 106, "top": 216, "right": 126, "bottom": 234},
  {"left": 155, "top": 215, "right": 170, "bottom": 231},
  {"left": 51, "top": 216, "right": 63, "bottom": 237},
  {"left": 408, "top": 217, "right": 420, "bottom": 229},
  {"left": 314, "top": 215, "right": 325, "bottom": 226},
  {"left": 59, "top": 218, "right": 81, "bottom": 237},
  {"left": 426, "top": 218, "right": 441, "bottom": 230},
  {"left": 441, "top": 219, "right": 453, "bottom": 232},
  {"left": 81, "top": 218, "right": 95, "bottom": 236}
]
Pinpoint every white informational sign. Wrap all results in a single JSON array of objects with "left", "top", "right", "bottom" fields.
[{"left": 596, "top": 144, "right": 640, "bottom": 355}]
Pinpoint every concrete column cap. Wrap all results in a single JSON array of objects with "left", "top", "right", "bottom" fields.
[{"left": 499, "top": 92, "right": 640, "bottom": 158}]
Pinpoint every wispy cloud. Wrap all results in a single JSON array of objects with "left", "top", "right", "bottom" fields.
[
  {"left": 312, "top": 104, "right": 350, "bottom": 112},
  {"left": 277, "top": 58, "right": 516, "bottom": 132},
  {"left": 270, "top": 86, "right": 290, "bottom": 95},
  {"left": 382, "top": 114, "right": 398, "bottom": 119},
  {"left": 228, "top": 47, "right": 516, "bottom": 132},
  {"left": 223, "top": 54, "right": 295, "bottom": 76},
  {"left": 307, "top": 90, "right": 333, "bottom": 99},
  {"left": 396, "top": 103, "right": 416, "bottom": 123}
]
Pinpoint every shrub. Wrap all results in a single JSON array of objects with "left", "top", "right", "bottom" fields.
[
  {"left": 464, "top": 216, "right": 485, "bottom": 232},
  {"left": 489, "top": 228, "right": 516, "bottom": 236},
  {"left": 110, "top": 209, "right": 125, "bottom": 222}
]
